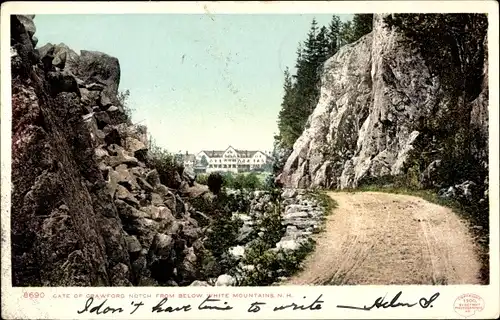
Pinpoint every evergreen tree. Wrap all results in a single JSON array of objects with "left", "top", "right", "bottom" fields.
[
  {"left": 277, "top": 67, "right": 298, "bottom": 148},
  {"left": 276, "top": 18, "right": 342, "bottom": 151},
  {"left": 315, "top": 26, "right": 330, "bottom": 66},
  {"left": 339, "top": 20, "right": 355, "bottom": 46},
  {"left": 351, "top": 14, "right": 374, "bottom": 41},
  {"left": 327, "top": 15, "right": 342, "bottom": 56}
]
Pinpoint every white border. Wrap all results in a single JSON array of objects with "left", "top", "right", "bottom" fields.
[{"left": 1, "top": 1, "right": 499, "bottom": 319}]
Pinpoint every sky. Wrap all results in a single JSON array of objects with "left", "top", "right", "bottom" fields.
[{"left": 33, "top": 14, "right": 352, "bottom": 154}]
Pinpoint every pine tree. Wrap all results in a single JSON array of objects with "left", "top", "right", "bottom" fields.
[
  {"left": 351, "top": 14, "right": 374, "bottom": 41},
  {"left": 327, "top": 15, "right": 342, "bottom": 56},
  {"left": 316, "top": 26, "right": 330, "bottom": 66},
  {"left": 339, "top": 20, "right": 355, "bottom": 46},
  {"left": 277, "top": 67, "right": 300, "bottom": 149},
  {"left": 303, "top": 18, "right": 319, "bottom": 65},
  {"left": 277, "top": 18, "right": 336, "bottom": 150}
]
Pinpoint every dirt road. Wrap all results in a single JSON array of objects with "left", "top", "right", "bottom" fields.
[{"left": 285, "top": 192, "right": 482, "bottom": 285}]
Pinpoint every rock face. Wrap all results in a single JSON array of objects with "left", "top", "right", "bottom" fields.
[
  {"left": 279, "top": 14, "right": 488, "bottom": 196},
  {"left": 11, "top": 15, "right": 204, "bottom": 287}
]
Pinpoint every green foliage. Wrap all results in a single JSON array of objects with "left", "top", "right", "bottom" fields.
[
  {"left": 306, "top": 190, "right": 338, "bottom": 215},
  {"left": 195, "top": 173, "right": 208, "bottom": 185},
  {"left": 220, "top": 172, "right": 264, "bottom": 191},
  {"left": 205, "top": 211, "right": 243, "bottom": 259},
  {"left": 259, "top": 205, "right": 284, "bottom": 245},
  {"left": 327, "top": 15, "right": 342, "bottom": 56},
  {"left": 216, "top": 190, "right": 251, "bottom": 214},
  {"left": 147, "top": 137, "right": 183, "bottom": 189},
  {"left": 351, "top": 14, "right": 374, "bottom": 42},
  {"left": 200, "top": 155, "right": 209, "bottom": 167},
  {"left": 382, "top": 13, "right": 488, "bottom": 202},
  {"left": 230, "top": 192, "right": 318, "bottom": 286},
  {"left": 197, "top": 250, "right": 221, "bottom": 278},
  {"left": 238, "top": 239, "right": 316, "bottom": 286},
  {"left": 339, "top": 20, "right": 355, "bottom": 46},
  {"left": 384, "top": 14, "right": 487, "bottom": 99},
  {"left": 207, "top": 172, "right": 224, "bottom": 195},
  {"left": 117, "top": 89, "right": 134, "bottom": 123}
]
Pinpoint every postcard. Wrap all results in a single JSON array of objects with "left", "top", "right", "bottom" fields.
[{"left": 1, "top": 1, "right": 499, "bottom": 319}]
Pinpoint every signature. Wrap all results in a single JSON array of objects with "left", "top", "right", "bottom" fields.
[{"left": 337, "top": 291, "right": 440, "bottom": 311}]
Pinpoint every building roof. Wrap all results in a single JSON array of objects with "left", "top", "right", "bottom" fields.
[
  {"left": 200, "top": 149, "right": 269, "bottom": 159},
  {"left": 236, "top": 150, "right": 259, "bottom": 158},
  {"left": 200, "top": 150, "right": 225, "bottom": 158}
]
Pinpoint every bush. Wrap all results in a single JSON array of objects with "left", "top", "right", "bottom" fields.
[
  {"left": 216, "top": 190, "right": 250, "bottom": 214},
  {"left": 195, "top": 173, "right": 209, "bottom": 185},
  {"left": 147, "top": 139, "right": 183, "bottom": 189},
  {"left": 238, "top": 239, "right": 315, "bottom": 286},
  {"left": 117, "top": 89, "right": 134, "bottom": 123},
  {"left": 207, "top": 172, "right": 224, "bottom": 195},
  {"left": 204, "top": 211, "right": 243, "bottom": 260},
  {"left": 259, "top": 205, "right": 284, "bottom": 246},
  {"left": 221, "top": 172, "right": 264, "bottom": 191}
]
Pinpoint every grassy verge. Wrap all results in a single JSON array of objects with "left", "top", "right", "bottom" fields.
[
  {"left": 336, "top": 184, "right": 490, "bottom": 285},
  {"left": 306, "top": 189, "right": 339, "bottom": 216}
]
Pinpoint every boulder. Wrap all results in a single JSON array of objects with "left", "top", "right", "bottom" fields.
[
  {"left": 115, "top": 199, "right": 148, "bottom": 218},
  {"left": 190, "top": 280, "right": 210, "bottom": 287},
  {"left": 183, "top": 167, "right": 196, "bottom": 186},
  {"left": 93, "top": 111, "right": 111, "bottom": 129},
  {"left": 278, "top": 14, "right": 488, "bottom": 191},
  {"left": 146, "top": 169, "right": 161, "bottom": 187},
  {"left": 136, "top": 177, "right": 154, "bottom": 192},
  {"left": 149, "top": 233, "right": 174, "bottom": 259},
  {"left": 215, "top": 274, "right": 236, "bottom": 287},
  {"left": 104, "top": 128, "right": 122, "bottom": 146},
  {"left": 115, "top": 165, "right": 139, "bottom": 190},
  {"left": 178, "top": 247, "right": 197, "bottom": 281},
  {"left": 115, "top": 185, "right": 140, "bottom": 207},
  {"left": 125, "top": 235, "right": 142, "bottom": 253},
  {"left": 140, "top": 205, "right": 174, "bottom": 223},
  {"left": 229, "top": 246, "right": 245, "bottom": 259},
  {"left": 150, "top": 192, "right": 163, "bottom": 206},
  {"left": 107, "top": 148, "right": 139, "bottom": 168},
  {"left": 124, "top": 137, "right": 147, "bottom": 154},
  {"left": 71, "top": 50, "right": 121, "bottom": 107}
]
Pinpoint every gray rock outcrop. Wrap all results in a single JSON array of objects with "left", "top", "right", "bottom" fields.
[
  {"left": 279, "top": 14, "right": 488, "bottom": 197},
  {"left": 11, "top": 15, "right": 205, "bottom": 287}
]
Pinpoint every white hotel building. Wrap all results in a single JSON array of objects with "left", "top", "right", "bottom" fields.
[{"left": 195, "top": 146, "right": 272, "bottom": 173}]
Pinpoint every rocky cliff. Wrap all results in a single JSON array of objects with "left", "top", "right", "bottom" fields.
[
  {"left": 11, "top": 15, "right": 208, "bottom": 287},
  {"left": 278, "top": 14, "right": 489, "bottom": 201}
]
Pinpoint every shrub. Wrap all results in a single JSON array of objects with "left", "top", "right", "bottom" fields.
[
  {"left": 195, "top": 173, "right": 209, "bottom": 185},
  {"left": 216, "top": 190, "right": 250, "bottom": 214},
  {"left": 204, "top": 211, "right": 243, "bottom": 259},
  {"left": 117, "top": 89, "right": 134, "bottom": 123},
  {"left": 207, "top": 172, "right": 224, "bottom": 195},
  {"left": 146, "top": 138, "right": 183, "bottom": 189},
  {"left": 222, "top": 172, "right": 264, "bottom": 191},
  {"left": 238, "top": 239, "right": 315, "bottom": 286},
  {"left": 259, "top": 205, "right": 284, "bottom": 246}
]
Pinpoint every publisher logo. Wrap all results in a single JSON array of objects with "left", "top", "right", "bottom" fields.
[{"left": 454, "top": 293, "right": 484, "bottom": 318}]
